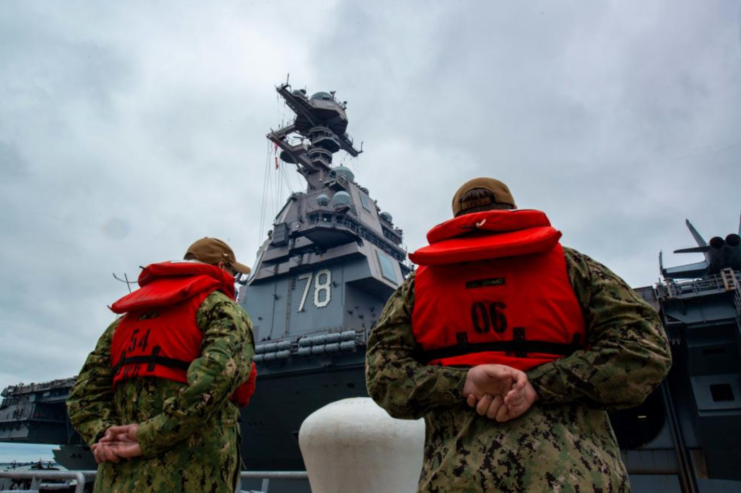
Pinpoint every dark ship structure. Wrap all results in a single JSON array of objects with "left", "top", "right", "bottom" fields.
[
  {"left": 1, "top": 83, "right": 740, "bottom": 493},
  {"left": 610, "top": 218, "right": 741, "bottom": 492},
  {"left": 237, "top": 83, "right": 409, "bottom": 471}
]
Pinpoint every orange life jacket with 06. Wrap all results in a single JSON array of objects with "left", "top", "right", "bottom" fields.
[
  {"left": 408, "top": 210, "right": 586, "bottom": 371},
  {"left": 109, "top": 261, "right": 257, "bottom": 407}
]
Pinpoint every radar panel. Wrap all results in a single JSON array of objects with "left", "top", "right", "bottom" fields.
[
  {"left": 377, "top": 251, "right": 398, "bottom": 284},
  {"left": 360, "top": 193, "right": 372, "bottom": 212}
]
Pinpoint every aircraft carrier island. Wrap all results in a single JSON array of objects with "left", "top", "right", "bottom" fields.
[{"left": 1, "top": 83, "right": 740, "bottom": 493}]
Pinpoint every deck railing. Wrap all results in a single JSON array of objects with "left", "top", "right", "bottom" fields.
[
  {"left": 656, "top": 269, "right": 740, "bottom": 300},
  {"left": 0, "top": 469, "right": 308, "bottom": 493},
  {"left": 0, "top": 470, "right": 86, "bottom": 493}
]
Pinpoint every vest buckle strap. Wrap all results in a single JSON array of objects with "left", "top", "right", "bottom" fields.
[
  {"left": 147, "top": 346, "right": 162, "bottom": 372},
  {"left": 112, "top": 349, "right": 191, "bottom": 376},
  {"left": 455, "top": 332, "right": 469, "bottom": 348},
  {"left": 112, "top": 350, "right": 127, "bottom": 376},
  {"left": 419, "top": 338, "right": 582, "bottom": 364},
  {"left": 511, "top": 327, "right": 527, "bottom": 358}
]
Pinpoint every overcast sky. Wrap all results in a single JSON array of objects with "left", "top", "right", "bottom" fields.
[{"left": 1, "top": 0, "right": 740, "bottom": 461}]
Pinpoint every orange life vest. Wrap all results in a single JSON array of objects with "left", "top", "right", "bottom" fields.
[
  {"left": 409, "top": 210, "right": 586, "bottom": 371},
  {"left": 110, "top": 261, "right": 257, "bottom": 406}
]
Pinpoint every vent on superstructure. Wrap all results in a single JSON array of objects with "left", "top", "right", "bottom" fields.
[
  {"left": 271, "top": 223, "right": 289, "bottom": 247},
  {"left": 710, "top": 384, "right": 735, "bottom": 402}
]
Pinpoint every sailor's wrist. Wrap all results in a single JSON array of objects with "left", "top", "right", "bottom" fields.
[
  {"left": 91, "top": 427, "right": 108, "bottom": 446},
  {"left": 90, "top": 421, "right": 116, "bottom": 446},
  {"left": 525, "top": 363, "right": 559, "bottom": 404},
  {"left": 447, "top": 369, "right": 469, "bottom": 403},
  {"left": 135, "top": 417, "right": 165, "bottom": 458}
]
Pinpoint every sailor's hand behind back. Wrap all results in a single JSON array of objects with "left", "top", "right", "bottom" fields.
[
  {"left": 463, "top": 364, "right": 525, "bottom": 398},
  {"left": 103, "top": 424, "right": 142, "bottom": 459},
  {"left": 501, "top": 376, "right": 538, "bottom": 420},
  {"left": 92, "top": 441, "right": 122, "bottom": 464},
  {"left": 92, "top": 423, "right": 142, "bottom": 463},
  {"left": 463, "top": 364, "right": 538, "bottom": 422}
]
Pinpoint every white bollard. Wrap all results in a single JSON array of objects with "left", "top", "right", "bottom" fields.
[{"left": 299, "top": 397, "right": 425, "bottom": 493}]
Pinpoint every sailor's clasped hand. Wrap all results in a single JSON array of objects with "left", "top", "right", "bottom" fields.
[
  {"left": 463, "top": 364, "right": 539, "bottom": 422},
  {"left": 92, "top": 423, "right": 142, "bottom": 464}
]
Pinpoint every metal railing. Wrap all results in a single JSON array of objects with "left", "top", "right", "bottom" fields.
[
  {"left": 0, "top": 470, "right": 308, "bottom": 493},
  {"left": 731, "top": 276, "right": 741, "bottom": 319},
  {"left": 2, "top": 378, "right": 77, "bottom": 398},
  {"left": 656, "top": 271, "right": 739, "bottom": 299},
  {"left": 239, "top": 471, "right": 309, "bottom": 493},
  {"left": 0, "top": 470, "right": 85, "bottom": 493},
  {"left": 304, "top": 210, "right": 407, "bottom": 261}
]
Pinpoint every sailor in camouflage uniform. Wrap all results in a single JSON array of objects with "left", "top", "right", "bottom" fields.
[
  {"left": 366, "top": 178, "right": 672, "bottom": 493},
  {"left": 68, "top": 238, "right": 255, "bottom": 493}
]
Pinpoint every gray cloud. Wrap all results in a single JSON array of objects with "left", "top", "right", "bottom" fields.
[{"left": 311, "top": 0, "right": 741, "bottom": 283}]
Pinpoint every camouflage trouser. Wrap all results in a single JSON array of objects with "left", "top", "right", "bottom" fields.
[{"left": 417, "top": 403, "right": 629, "bottom": 493}]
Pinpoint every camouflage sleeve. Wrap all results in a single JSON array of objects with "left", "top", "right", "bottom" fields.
[
  {"left": 67, "top": 319, "right": 120, "bottom": 446},
  {"left": 136, "top": 292, "right": 255, "bottom": 457},
  {"left": 527, "top": 247, "right": 672, "bottom": 409},
  {"left": 366, "top": 272, "right": 468, "bottom": 420}
]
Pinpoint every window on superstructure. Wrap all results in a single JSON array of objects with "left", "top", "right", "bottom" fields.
[
  {"left": 377, "top": 251, "right": 398, "bottom": 284},
  {"left": 360, "top": 193, "right": 372, "bottom": 212}
]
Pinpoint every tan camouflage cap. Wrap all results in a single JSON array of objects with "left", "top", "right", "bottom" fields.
[
  {"left": 452, "top": 177, "right": 516, "bottom": 216},
  {"left": 185, "top": 237, "right": 251, "bottom": 275}
]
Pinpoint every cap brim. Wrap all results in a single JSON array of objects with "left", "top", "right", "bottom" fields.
[{"left": 231, "top": 260, "right": 252, "bottom": 275}]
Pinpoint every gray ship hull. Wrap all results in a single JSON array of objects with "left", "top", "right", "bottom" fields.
[{"left": 239, "top": 353, "right": 366, "bottom": 471}]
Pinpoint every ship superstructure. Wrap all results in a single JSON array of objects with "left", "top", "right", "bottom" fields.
[
  {"left": 235, "top": 83, "right": 409, "bottom": 471},
  {"left": 243, "top": 83, "right": 409, "bottom": 347}
]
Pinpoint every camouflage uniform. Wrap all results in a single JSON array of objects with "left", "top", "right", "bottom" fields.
[
  {"left": 366, "top": 247, "right": 672, "bottom": 493},
  {"left": 68, "top": 291, "right": 255, "bottom": 493}
]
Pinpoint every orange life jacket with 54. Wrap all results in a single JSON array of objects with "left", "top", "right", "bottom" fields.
[
  {"left": 408, "top": 210, "right": 586, "bottom": 371},
  {"left": 109, "top": 261, "right": 257, "bottom": 407}
]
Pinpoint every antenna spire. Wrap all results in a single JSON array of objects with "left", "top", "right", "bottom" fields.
[{"left": 112, "top": 272, "right": 135, "bottom": 293}]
